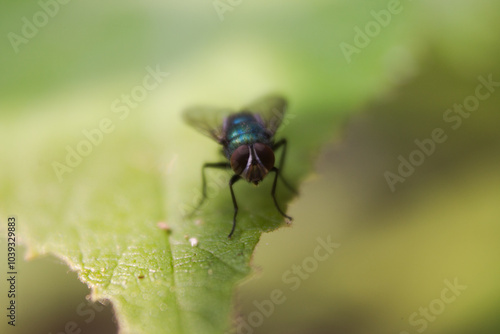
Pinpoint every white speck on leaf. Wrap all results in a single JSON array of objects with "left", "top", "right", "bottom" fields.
[{"left": 189, "top": 238, "right": 199, "bottom": 247}]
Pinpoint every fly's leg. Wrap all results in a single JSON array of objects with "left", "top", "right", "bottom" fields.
[
  {"left": 188, "top": 162, "right": 231, "bottom": 216},
  {"left": 273, "top": 139, "right": 298, "bottom": 195},
  {"left": 228, "top": 174, "right": 241, "bottom": 238},
  {"left": 270, "top": 167, "right": 293, "bottom": 222}
]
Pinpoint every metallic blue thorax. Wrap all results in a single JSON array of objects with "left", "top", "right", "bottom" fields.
[{"left": 223, "top": 113, "right": 272, "bottom": 158}]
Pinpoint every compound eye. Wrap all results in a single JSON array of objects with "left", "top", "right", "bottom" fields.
[
  {"left": 230, "top": 145, "right": 250, "bottom": 175},
  {"left": 253, "top": 143, "right": 275, "bottom": 172}
]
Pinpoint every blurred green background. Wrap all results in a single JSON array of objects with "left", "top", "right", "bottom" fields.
[{"left": 1, "top": 0, "right": 499, "bottom": 333}]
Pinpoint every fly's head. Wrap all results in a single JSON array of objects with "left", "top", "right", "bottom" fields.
[{"left": 230, "top": 143, "right": 275, "bottom": 184}]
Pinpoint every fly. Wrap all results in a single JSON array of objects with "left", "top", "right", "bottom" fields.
[{"left": 183, "top": 94, "right": 297, "bottom": 238}]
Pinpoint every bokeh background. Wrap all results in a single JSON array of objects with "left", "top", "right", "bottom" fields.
[{"left": 1, "top": 0, "right": 499, "bottom": 333}]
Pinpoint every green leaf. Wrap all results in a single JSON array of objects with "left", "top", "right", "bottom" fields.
[{"left": 0, "top": 95, "right": 341, "bottom": 333}]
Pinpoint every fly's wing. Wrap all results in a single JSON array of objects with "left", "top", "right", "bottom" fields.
[
  {"left": 243, "top": 94, "right": 288, "bottom": 135},
  {"left": 182, "top": 106, "right": 233, "bottom": 144}
]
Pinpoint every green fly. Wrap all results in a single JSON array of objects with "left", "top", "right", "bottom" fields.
[{"left": 183, "top": 95, "right": 297, "bottom": 237}]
